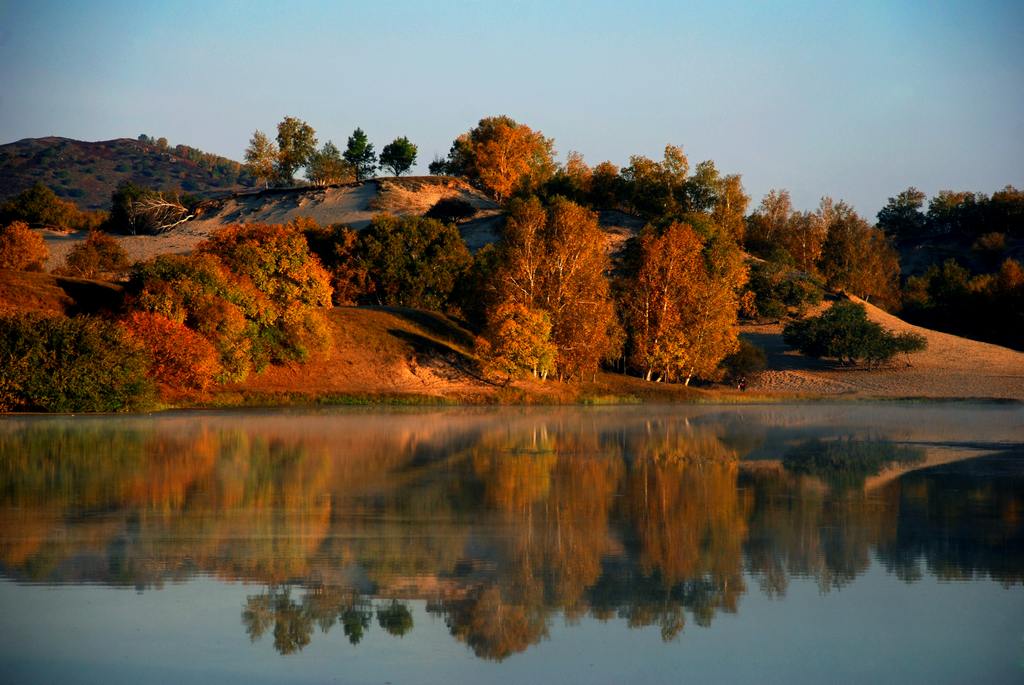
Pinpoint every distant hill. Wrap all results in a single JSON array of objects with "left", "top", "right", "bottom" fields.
[{"left": 0, "top": 136, "right": 254, "bottom": 210}]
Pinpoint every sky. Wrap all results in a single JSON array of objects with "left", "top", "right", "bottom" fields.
[{"left": 0, "top": 0, "right": 1021, "bottom": 218}]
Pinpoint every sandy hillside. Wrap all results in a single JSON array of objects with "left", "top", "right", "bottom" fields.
[
  {"left": 743, "top": 295, "right": 1024, "bottom": 400},
  {"left": 38, "top": 176, "right": 647, "bottom": 271}
]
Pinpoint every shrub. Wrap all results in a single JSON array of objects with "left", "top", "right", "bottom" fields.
[
  {"left": 58, "top": 231, "right": 130, "bottom": 278},
  {"left": 424, "top": 197, "right": 476, "bottom": 224},
  {"left": 0, "top": 183, "right": 105, "bottom": 231},
  {"left": 719, "top": 339, "right": 767, "bottom": 381},
  {"left": 358, "top": 214, "right": 472, "bottom": 310},
  {"left": 119, "top": 311, "right": 220, "bottom": 394},
  {"left": 128, "top": 253, "right": 264, "bottom": 381},
  {"left": 302, "top": 222, "right": 373, "bottom": 305},
  {"left": 0, "top": 221, "right": 49, "bottom": 271},
  {"left": 783, "top": 300, "right": 926, "bottom": 366},
  {"left": 0, "top": 312, "right": 153, "bottom": 412}
]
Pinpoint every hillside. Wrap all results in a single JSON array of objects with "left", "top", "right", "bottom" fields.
[
  {"left": 742, "top": 294, "right": 1024, "bottom": 400},
  {"left": 38, "top": 177, "right": 644, "bottom": 270},
  {"left": 0, "top": 136, "right": 252, "bottom": 210},
  {"left": 3, "top": 269, "right": 1021, "bottom": 404}
]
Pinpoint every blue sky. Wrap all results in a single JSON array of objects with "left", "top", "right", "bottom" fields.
[{"left": 1, "top": 0, "right": 1021, "bottom": 217}]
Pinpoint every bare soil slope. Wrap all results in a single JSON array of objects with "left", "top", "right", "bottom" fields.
[
  {"left": 39, "top": 177, "right": 642, "bottom": 270},
  {"left": 743, "top": 295, "right": 1024, "bottom": 400}
]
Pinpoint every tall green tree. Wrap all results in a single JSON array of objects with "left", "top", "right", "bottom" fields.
[
  {"left": 275, "top": 116, "right": 317, "bottom": 185},
  {"left": 343, "top": 128, "right": 378, "bottom": 181},
  {"left": 380, "top": 136, "right": 418, "bottom": 176}
]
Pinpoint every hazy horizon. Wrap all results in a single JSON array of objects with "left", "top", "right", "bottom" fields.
[{"left": 1, "top": 0, "right": 1021, "bottom": 218}]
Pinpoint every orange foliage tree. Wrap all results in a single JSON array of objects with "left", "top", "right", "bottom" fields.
[
  {"left": 622, "top": 222, "right": 747, "bottom": 384},
  {"left": 443, "top": 116, "right": 555, "bottom": 202},
  {"left": 489, "top": 197, "right": 619, "bottom": 380},
  {"left": 0, "top": 221, "right": 48, "bottom": 271}
]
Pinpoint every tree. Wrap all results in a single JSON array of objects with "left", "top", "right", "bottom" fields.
[
  {"left": 711, "top": 174, "right": 749, "bottom": 244},
  {"left": 783, "top": 300, "right": 926, "bottom": 366},
  {"left": 819, "top": 202, "right": 900, "bottom": 309},
  {"left": 343, "top": 128, "right": 378, "bottom": 181},
  {"left": 119, "top": 311, "right": 220, "bottom": 394},
  {"left": 621, "top": 222, "right": 746, "bottom": 384},
  {"left": 621, "top": 145, "right": 689, "bottom": 218},
  {"left": 490, "top": 197, "right": 618, "bottom": 380},
  {"left": 275, "top": 116, "right": 317, "bottom": 184},
  {"left": 379, "top": 136, "right": 418, "bottom": 176},
  {"left": 0, "top": 221, "right": 49, "bottom": 271},
  {"left": 107, "top": 182, "right": 191, "bottom": 235},
  {"left": 441, "top": 116, "right": 555, "bottom": 202},
  {"left": 306, "top": 141, "right": 354, "bottom": 185},
  {"left": 357, "top": 214, "right": 471, "bottom": 310},
  {"left": 479, "top": 302, "right": 556, "bottom": 381},
  {"left": 876, "top": 187, "right": 927, "bottom": 243},
  {"left": 746, "top": 189, "right": 793, "bottom": 250},
  {"left": 244, "top": 130, "right": 278, "bottom": 188}
]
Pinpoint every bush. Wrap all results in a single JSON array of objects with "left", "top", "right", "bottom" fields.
[
  {"left": 0, "top": 221, "right": 49, "bottom": 271},
  {"left": 747, "top": 259, "right": 823, "bottom": 321},
  {"left": 58, "top": 231, "right": 130, "bottom": 278},
  {"left": 783, "top": 300, "right": 926, "bottom": 366},
  {"left": 0, "top": 183, "right": 105, "bottom": 231},
  {"left": 119, "top": 311, "right": 220, "bottom": 395},
  {"left": 0, "top": 312, "right": 153, "bottom": 412},
  {"left": 424, "top": 197, "right": 476, "bottom": 224},
  {"left": 719, "top": 339, "right": 767, "bottom": 381},
  {"left": 358, "top": 214, "right": 472, "bottom": 310}
]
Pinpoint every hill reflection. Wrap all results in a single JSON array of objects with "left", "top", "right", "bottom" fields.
[{"left": 0, "top": 408, "right": 1021, "bottom": 660}]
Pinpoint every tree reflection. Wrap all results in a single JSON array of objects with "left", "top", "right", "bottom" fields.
[{"left": 0, "top": 413, "right": 1020, "bottom": 660}]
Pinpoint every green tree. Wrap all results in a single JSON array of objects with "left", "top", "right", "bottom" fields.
[
  {"left": 876, "top": 187, "right": 927, "bottom": 243},
  {"left": 343, "top": 128, "right": 378, "bottom": 181},
  {"left": 357, "top": 214, "right": 471, "bottom": 310},
  {"left": 275, "top": 116, "right": 317, "bottom": 184},
  {"left": 379, "top": 136, "right": 418, "bottom": 177},
  {"left": 244, "top": 130, "right": 279, "bottom": 188}
]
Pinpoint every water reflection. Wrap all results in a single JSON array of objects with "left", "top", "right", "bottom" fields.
[{"left": 0, "top": 407, "right": 1021, "bottom": 661}]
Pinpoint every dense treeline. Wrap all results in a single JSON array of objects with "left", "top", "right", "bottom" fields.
[{"left": 4, "top": 113, "right": 1022, "bottom": 409}]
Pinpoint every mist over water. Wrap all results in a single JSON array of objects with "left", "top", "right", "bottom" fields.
[{"left": 1, "top": 404, "right": 1022, "bottom": 683}]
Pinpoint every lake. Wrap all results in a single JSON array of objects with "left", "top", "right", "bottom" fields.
[{"left": 1, "top": 404, "right": 1022, "bottom": 684}]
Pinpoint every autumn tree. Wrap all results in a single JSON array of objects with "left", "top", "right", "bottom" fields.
[
  {"left": 0, "top": 183, "right": 105, "bottom": 231},
  {"left": 711, "top": 174, "right": 749, "bottom": 244},
  {"left": 244, "top": 130, "right": 278, "bottom": 188},
  {"left": 275, "top": 116, "right": 318, "bottom": 184},
  {"left": 379, "top": 136, "right": 418, "bottom": 177},
  {"left": 621, "top": 222, "right": 747, "bottom": 384},
  {"left": 0, "top": 221, "right": 48, "bottom": 271},
  {"left": 819, "top": 202, "right": 901, "bottom": 309},
  {"left": 441, "top": 116, "right": 556, "bottom": 202},
  {"left": 343, "top": 128, "right": 378, "bottom": 181},
  {"left": 357, "top": 214, "right": 471, "bottom": 310},
  {"left": 479, "top": 302, "right": 556, "bottom": 381},
  {"left": 589, "top": 161, "right": 622, "bottom": 208},
  {"left": 306, "top": 141, "right": 354, "bottom": 185},
  {"left": 490, "top": 196, "right": 618, "bottom": 380}
]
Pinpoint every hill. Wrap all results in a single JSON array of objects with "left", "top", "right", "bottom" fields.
[
  {"left": 742, "top": 294, "right": 1024, "bottom": 400},
  {"left": 3, "top": 269, "right": 1021, "bottom": 404},
  {"left": 0, "top": 136, "right": 252, "bottom": 210},
  {"left": 37, "top": 177, "right": 645, "bottom": 270}
]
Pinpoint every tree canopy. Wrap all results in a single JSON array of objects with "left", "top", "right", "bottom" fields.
[
  {"left": 380, "top": 136, "right": 418, "bottom": 177},
  {"left": 343, "top": 128, "right": 378, "bottom": 181}
]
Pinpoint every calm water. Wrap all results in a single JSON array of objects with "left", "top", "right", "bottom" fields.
[{"left": 0, "top": 404, "right": 1022, "bottom": 684}]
